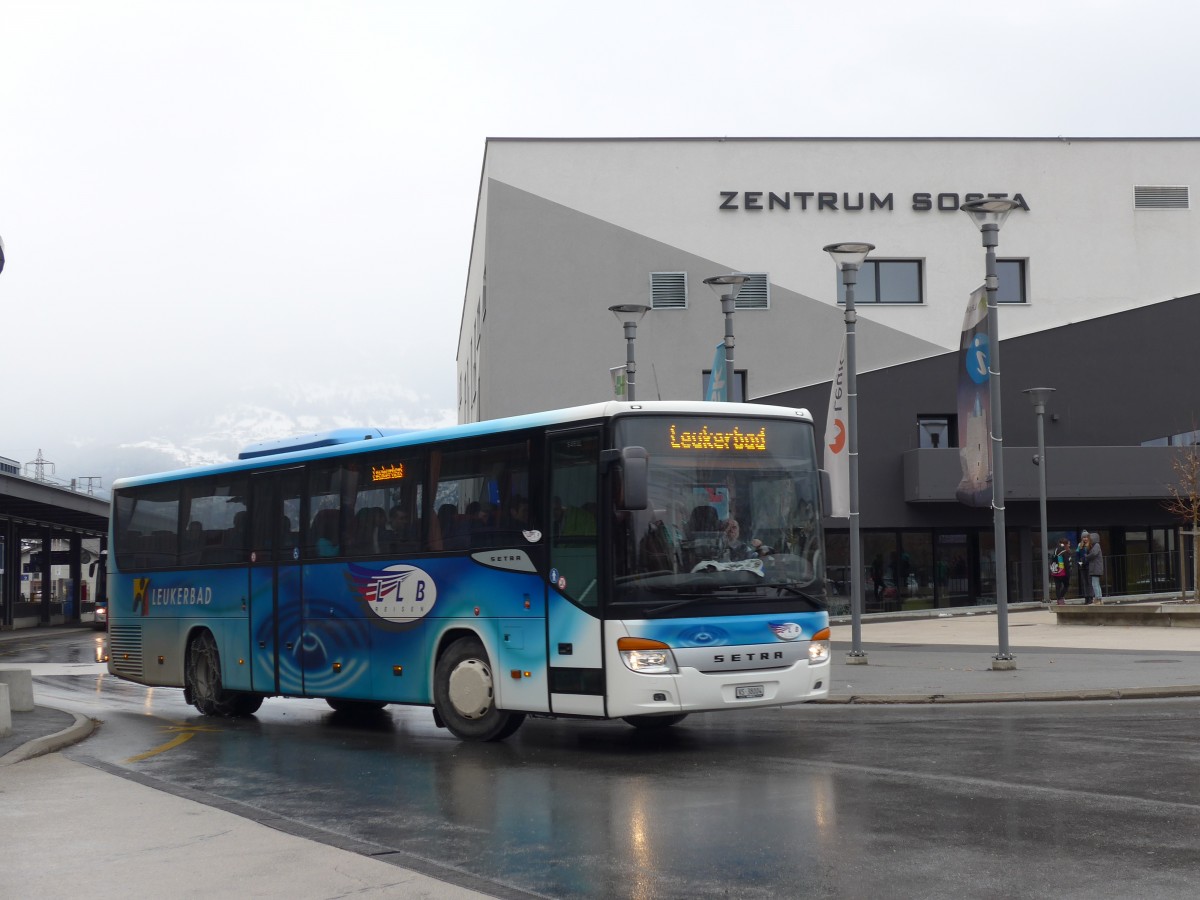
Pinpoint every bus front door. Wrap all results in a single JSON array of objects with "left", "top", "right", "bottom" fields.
[
  {"left": 248, "top": 468, "right": 305, "bottom": 696},
  {"left": 547, "top": 429, "right": 606, "bottom": 717}
]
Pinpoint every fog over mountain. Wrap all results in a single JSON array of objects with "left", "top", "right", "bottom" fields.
[{"left": 13, "top": 382, "right": 455, "bottom": 499}]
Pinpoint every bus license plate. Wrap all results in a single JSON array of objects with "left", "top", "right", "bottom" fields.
[{"left": 736, "top": 684, "right": 764, "bottom": 699}]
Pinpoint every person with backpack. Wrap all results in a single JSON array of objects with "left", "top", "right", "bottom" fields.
[{"left": 1050, "top": 538, "right": 1072, "bottom": 605}]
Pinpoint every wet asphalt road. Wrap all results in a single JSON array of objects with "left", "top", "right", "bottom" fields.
[{"left": 9, "top": 631, "right": 1200, "bottom": 899}]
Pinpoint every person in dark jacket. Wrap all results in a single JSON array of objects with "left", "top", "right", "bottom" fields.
[{"left": 1076, "top": 531, "right": 1093, "bottom": 603}]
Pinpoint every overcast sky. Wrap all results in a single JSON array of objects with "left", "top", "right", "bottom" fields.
[{"left": 2, "top": 0, "right": 1197, "bottom": 494}]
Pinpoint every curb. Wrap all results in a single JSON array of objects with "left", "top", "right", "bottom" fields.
[
  {"left": 0, "top": 707, "right": 96, "bottom": 767},
  {"left": 815, "top": 685, "right": 1200, "bottom": 705}
]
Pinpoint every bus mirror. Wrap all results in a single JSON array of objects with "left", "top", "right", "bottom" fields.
[
  {"left": 819, "top": 469, "right": 832, "bottom": 516},
  {"left": 620, "top": 446, "right": 649, "bottom": 510}
]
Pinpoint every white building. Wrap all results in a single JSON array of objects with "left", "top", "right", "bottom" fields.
[
  {"left": 459, "top": 138, "right": 1200, "bottom": 608},
  {"left": 460, "top": 137, "right": 1196, "bottom": 420}
]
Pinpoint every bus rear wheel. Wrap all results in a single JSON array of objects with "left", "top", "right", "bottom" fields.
[
  {"left": 433, "top": 637, "right": 525, "bottom": 742},
  {"left": 185, "top": 630, "right": 263, "bottom": 717},
  {"left": 622, "top": 714, "right": 688, "bottom": 730}
]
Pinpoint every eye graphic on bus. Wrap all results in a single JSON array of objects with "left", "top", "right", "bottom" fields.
[{"left": 347, "top": 563, "right": 437, "bottom": 623}]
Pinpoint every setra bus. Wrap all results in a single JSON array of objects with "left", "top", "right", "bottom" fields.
[{"left": 106, "top": 401, "right": 831, "bottom": 741}]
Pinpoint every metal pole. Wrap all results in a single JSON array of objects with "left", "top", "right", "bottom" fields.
[
  {"left": 1035, "top": 402, "right": 1049, "bottom": 606},
  {"left": 982, "top": 224, "right": 1013, "bottom": 663},
  {"left": 623, "top": 320, "right": 638, "bottom": 402},
  {"left": 722, "top": 295, "right": 736, "bottom": 402},
  {"left": 843, "top": 263, "right": 865, "bottom": 659}
]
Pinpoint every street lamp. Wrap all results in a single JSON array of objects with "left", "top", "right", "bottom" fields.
[
  {"left": 1024, "top": 387, "right": 1056, "bottom": 606},
  {"left": 703, "top": 274, "right": 749, "bottom": 402},
  {"left": 824, "top": 242, "right": 874, "bottom": 664},
  {"left": 961, "top": 197, "right": 1022, "bottom": 669},
  {"left": 608, "top": 304, "right": 651, "bottom": 401}
]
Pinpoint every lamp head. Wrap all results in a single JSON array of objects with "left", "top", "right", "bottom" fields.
[
  {"left": 823, "top": 242, "right": 875, "bottom": 270},
  {"left": 703, "top": 273, "right": 749, "bottom": 299},
  {"left": 1023, "top": 386, "right": 1057, "bottom": 410},
  {"left": 961, "top": 197, "right": 1021, "bottom": 232},
  {"left": 608, "top": 303, "right": 650, "bottom": 324}
]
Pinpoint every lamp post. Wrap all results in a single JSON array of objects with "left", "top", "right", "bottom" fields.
[
  {"left": 823, "top": 243, "right": 874, "bottom": 663},
  {"left": 608, "top": 304, "right": 650, "bottom": 401},
  {"left": 1024, "top": 387, "right": 1056, "bottom": 606},
  {"left": 961, "top": 197, "right": 1022, "bottom": 669},
  {"left": 703, "top": 274, "right": 749, "bottom": 402}
]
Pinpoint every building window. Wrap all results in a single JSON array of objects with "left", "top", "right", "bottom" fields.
[
  {"left": 701, "top": 369, "right": 747, "bottom": 402},
  {"left": 996, "top": 259, "right": 1027, "bottom": 304},
  {"left": 650, "top": 272, "right": 688, "bottom": 309},
  {"left": 918, "top": 415, "right": 956, "bottom": 449},
  {"left": 734, "top": 273, "right": 769, "bottom": 310},
  {"left": 837, "top": 260, "right": 922, "bottom": 304}
]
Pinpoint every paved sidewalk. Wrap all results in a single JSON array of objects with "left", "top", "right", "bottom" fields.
[
  {"left": 824, "top": 606, "right": 1200, "bottom": 702},
  {"left": 1, "top": 609, "right": 1198, "bottom": 899}
]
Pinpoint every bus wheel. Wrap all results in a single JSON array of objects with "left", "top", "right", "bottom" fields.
[
  {"left": 433, "top": 637, "right": 525, "bottom": 742},
  {"left": 327, "top": 699, "right": 387, "bottom": 713},
  {"left": 622, "top": 714, "right": 688, "bottom": 730},
  {"left": 185, "top": 630, "right": 262, "bottom": 717}
]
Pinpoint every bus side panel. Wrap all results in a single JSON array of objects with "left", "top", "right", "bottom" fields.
[
  {"left": 276, "top": 565, "right": 304, "bottom": 696},
  {"left": 547, "top": 590, "right": 604, "bottom": 716},
  {"left": 249, "top": 567, "right": 276, "bottom": 693},
  {"left": 211, "top": 616, "right": 253, "bottom": 691},
  {"left": 301, "top": 563, "right": 374, "bottom": 699},
  {"left": 107, "top": 568, "right": 247, "bottom": 688}
]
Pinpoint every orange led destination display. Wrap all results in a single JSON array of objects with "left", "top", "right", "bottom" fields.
[
  {"left": 668, "top": 424, "right": 767, "bottom": 452},
  {"left": 371, "top": 462, "right": 405, "bottom": 482}
]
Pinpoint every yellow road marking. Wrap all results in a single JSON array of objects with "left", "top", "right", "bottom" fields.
[{"left": 125, "top": 720, "right": 222, "bottom": 763}]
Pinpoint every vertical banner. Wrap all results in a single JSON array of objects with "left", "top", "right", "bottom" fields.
[
  {"left": 610, "top": 366, "right": 627, "bottom": 401},
  {"left": 956, "top": 286, "right": 992, "bottom": 507},
  {"left": 823, "top": 335, "right": 849, "bottom": 518},
  {"left": 704, "top": 343, "right": 727, "bottom": 401}
]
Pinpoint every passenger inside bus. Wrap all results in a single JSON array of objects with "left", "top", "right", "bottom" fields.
[{"left": 310, "top": 508, "right": 340, "bottom": 557}]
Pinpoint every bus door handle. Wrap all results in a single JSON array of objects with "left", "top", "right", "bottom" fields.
[{"left": 285, "top": 642, "right": 294, "bottom": 651}]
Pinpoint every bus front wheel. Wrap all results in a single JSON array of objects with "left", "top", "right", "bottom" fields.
[
  {"left": 433, "top": 637, "right": 525, "bottom": 742},
  {"left": 185, "top": 630, "right": 263, "bottom": 717}
]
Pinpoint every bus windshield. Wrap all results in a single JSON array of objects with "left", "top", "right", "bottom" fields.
[{"left": 610, "top": 414, "right": 825, "bottom": 616}]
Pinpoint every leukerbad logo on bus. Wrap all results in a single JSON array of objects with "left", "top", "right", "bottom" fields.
[{"left": 347, "top": 564, "right": 437, "bottom": 623}]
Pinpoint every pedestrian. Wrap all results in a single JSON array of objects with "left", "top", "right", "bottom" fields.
[
  {"left": 1076, "top": 531, "right": 1093, "bottom": 603},
  {"left": 1087, "top": 532, "right": 1105, "bottom": 604},
  {"left": 1050, "top": 538, "right": 1072, "bottom": 605}
]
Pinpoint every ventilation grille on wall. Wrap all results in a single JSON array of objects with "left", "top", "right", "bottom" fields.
[
  {"left": 735, "top": 272, "right": 770, "bottom": 310},
  {"left": 650, "top": 271, "right": 688, "bottom": 309},
  {"left": 1134, "top": 185, "right": 1189, "bottom": 209}
]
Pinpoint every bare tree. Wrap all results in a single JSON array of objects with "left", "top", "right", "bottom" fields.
[{"left": 1164, "top": 430, "right": 1200, "bottom": 601}]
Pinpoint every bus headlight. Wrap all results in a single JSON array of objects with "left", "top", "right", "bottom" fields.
[
  {"left": 808, "top": 627, "right": 831, "bottom": 664},
  {"left": 617, "top": 637, "right": 678, "bottom": 675}
]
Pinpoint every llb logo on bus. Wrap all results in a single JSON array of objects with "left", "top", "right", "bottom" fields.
[{"left": 348, "top": 564, "right": 437, "bottom": 623}]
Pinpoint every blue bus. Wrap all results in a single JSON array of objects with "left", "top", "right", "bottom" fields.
[{"left": 106, "top": 401, "right": 831, "bottom": 741}]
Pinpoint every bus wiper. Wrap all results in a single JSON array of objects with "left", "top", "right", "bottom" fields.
[
  {"left": 767, "top": 582, "right": 826, "bottom": 609},
  {"left": 640, "top": 593, "right": 724, "bottom": 617}
]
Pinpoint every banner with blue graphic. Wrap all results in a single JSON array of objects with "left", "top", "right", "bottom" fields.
[
  {"left": 705, "top": 343, "right": 727, "bottom": 401},
  {"left": 956, "top": 286, "right": 992, "bottom": 508}
]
